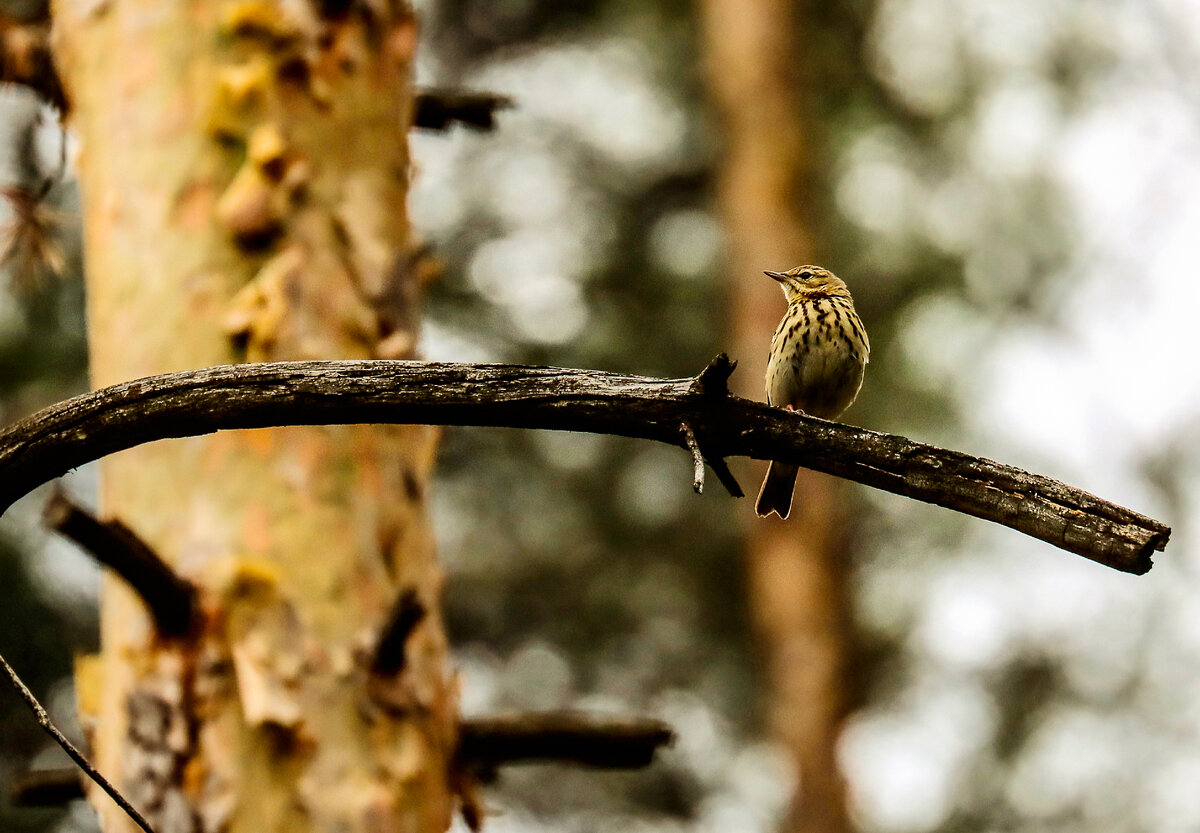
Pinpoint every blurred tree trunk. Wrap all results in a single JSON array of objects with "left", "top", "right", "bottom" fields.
[
  {"left": 52, "top": 3, "right": 456, "bottom": 832},
  {"left": 699, "top": 2, "right": 855, "bottom": 832}
]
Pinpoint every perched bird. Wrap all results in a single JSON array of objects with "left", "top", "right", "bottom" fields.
[{"left": 755, "top": 265, "right": 869, "bottom": 520}]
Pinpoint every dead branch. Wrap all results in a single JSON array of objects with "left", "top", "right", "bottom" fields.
[
  {"left": 458, "top": 711, "right": 675, "bottom": 772},
  {"left": 413, "top": 88, "right": 512, "bottom": 131},
  {"left": 43, "top": 489, "right": 198, "bottom": 637},
  {"left": 0, "top": 652, "right": 156, "bottom": 833},
  {"left": 681, "top": 422, "right": 706, "bottom": 493},
  {"left": 0, "top": 357, "right": 1170, "bottom": 573},
  {"left": 9, "top": 711, "right": 672, "bottom": 801},
  {"left": 11, "top": 766, "right": 84, "bottom": 806},
  {"left": 371, "top": 588, "right": 427, "bottom": 676}
]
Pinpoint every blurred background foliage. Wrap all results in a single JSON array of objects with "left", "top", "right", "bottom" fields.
[{"left": 1, "top": 0, "right": 1198, "bottom": 831}]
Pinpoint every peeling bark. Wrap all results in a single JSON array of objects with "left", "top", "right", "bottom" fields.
[{"left": 51, "top": 2, "right": 455, "bottom": 831}]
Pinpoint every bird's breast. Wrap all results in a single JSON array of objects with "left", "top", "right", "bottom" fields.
[{"left": 766, "top": 299, "right": 867, "bottom": 419}]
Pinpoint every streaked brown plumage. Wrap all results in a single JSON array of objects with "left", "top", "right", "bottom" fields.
[{"left": 755, "top": 265, "right": 869, "bottom": 519}]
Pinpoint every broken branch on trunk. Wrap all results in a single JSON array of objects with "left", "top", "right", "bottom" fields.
[
  {"left": 458, "top": 712, "right": 675, "bottom": 774},
  {"left": 43, "top": 489, "right": 198, "bottom": 637},
  {"left": 413, "top": 88, "right": 513, "bottom": 131},
  {"left": 0, "top": 358, "right": 1170, "bottom": 574},
  {"left": 11, "top": 766, "right": 85, "bottom": 807},
  {"left": 371, "top": 588, "right": 427, "bottom": 676}
]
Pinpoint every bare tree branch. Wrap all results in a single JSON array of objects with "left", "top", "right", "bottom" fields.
[
  {"left": 0, "top": 358, "right": 1170, "bottom": 573},
  {"left": 412, "top": 88, "right": 513, "bottom": 131},
  {"left": 706, "top": 454, "right": 745, "bottom": 498},
  {"left": 11, "top": 766, "right": 84, "bottom": 806},
  {"left": 9, "top": 710, "right": 676, "bottom": 805},
  {"left": 681, "top": 422, "right": 706, "bottom": 493},
  {"left": 459, "top": 712, "right": 675, "bottom": 772},
  {"left": 43, "top": 489, "right": 198, "bottom": 637},
  {"left": 0, "top": 652, "right": 156, "bottom": 833}
]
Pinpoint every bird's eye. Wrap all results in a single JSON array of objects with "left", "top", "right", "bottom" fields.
[{"left": 799, "top": 271, "right": 812, "bottom": 280}]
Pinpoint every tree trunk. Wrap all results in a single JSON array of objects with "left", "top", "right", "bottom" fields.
[
  {"left": 52, "top": 2, "right": 456, "bottom": 832},
  {"left": 699, "top": 1, "right": 855, "bottom": 832}
]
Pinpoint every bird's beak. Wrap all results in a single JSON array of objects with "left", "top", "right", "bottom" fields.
[{"left": 764, "top": 270, "right": 788, "bottom": 282}]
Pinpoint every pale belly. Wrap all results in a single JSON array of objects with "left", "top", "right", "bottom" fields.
[{"left": 766, "top": 337, "right": 866, "bottom": 420}]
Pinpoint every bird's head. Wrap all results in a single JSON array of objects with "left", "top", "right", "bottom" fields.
[{"left": 764, "top": 265, "right": 850, "bottom": 303}]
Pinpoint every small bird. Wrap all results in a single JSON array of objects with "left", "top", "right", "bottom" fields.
[{"left": 755, "top": 265, "right": 869, "bottom": 520}]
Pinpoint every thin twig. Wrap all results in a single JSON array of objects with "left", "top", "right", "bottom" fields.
[
  {"left": 681, "top": 413, "right": 744, "bottom": 498},
  {"left": 0, "top": 358, "right": 1171, "bottom": 573},
  {"left": 0, "top": 652, "right": 156, "bottom": 833},
  {"left": 707, "top": 455, "right": 745, "bottom": 498},
  {"left": 681, "top": 422, "right": 705, "bottom": 494}
]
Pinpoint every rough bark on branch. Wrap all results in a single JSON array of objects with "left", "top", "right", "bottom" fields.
[{"left": 0, "top": 358, "right": 1170, "bottom": 573}]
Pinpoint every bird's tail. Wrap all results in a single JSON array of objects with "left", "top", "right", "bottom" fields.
[{"left": 755, "top": 462, "right": 798, "bottom": 519}]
